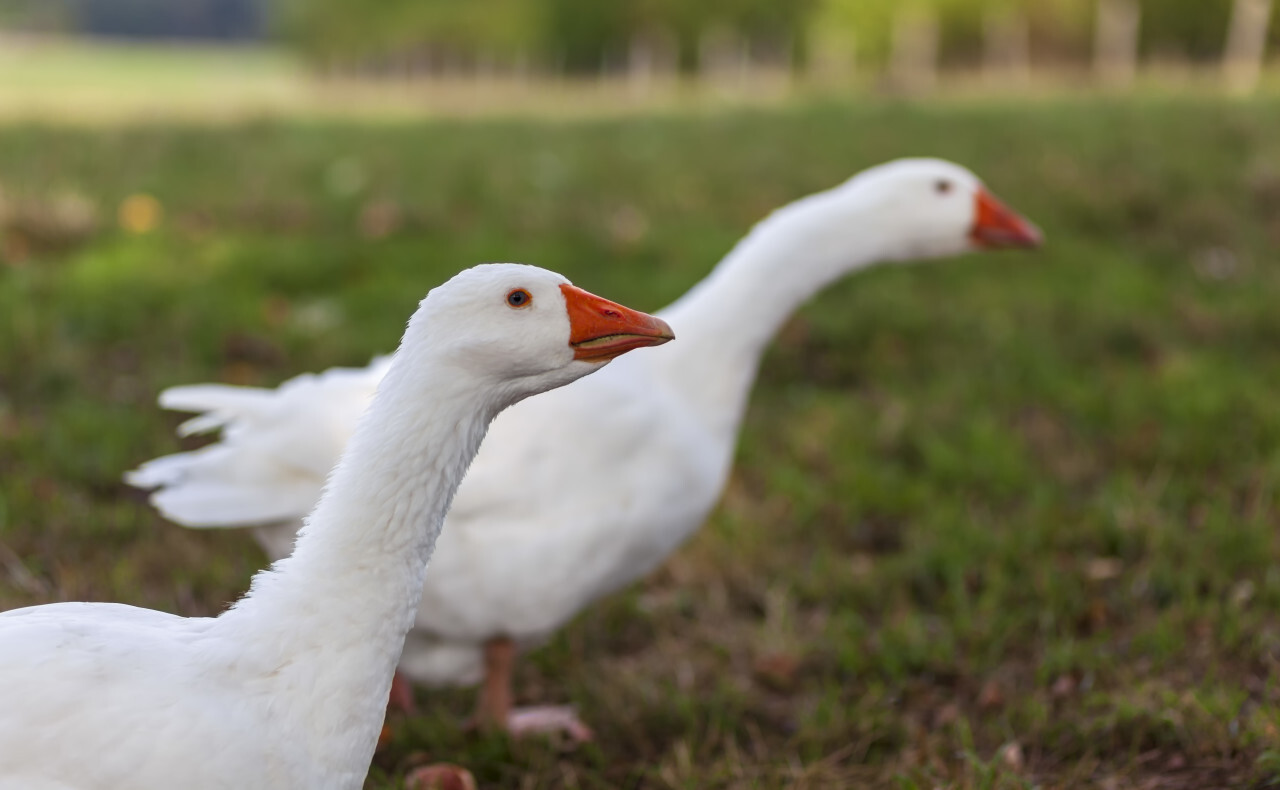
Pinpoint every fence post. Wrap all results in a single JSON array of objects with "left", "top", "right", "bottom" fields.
[
  {"left": 628, "top": 29, "right": 677, "bottom": 97},
  {"left": 983, "top": 9, "right": 1031, "bottom": 87},
  {"left": 699, "top": 26, "right": 750, "bottom": 92},
  {"left": 810, "top": 30, "right": 857, "bottom": 85},
  {"left": 1094, "top": 0, "right": 1140, "bottom": 88},
  {"left": 1224, "top": 0, "right": 1274, "bottom": 94},
  {"left": 890, "top": 6, "right": 939, "bottom": 93}
]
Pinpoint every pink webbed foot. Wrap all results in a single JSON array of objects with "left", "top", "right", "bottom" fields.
[
  {"left": 472, "top": 638, "right": 593, "bottom": 744},
  {"left": 506, "top": 705, "right": 594, "bottom": 743}
]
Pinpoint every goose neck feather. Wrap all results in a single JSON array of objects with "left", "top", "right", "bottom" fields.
[
  {"left": 216, "top": 341, "right": 503, "bottom": 780},
  {"left": 654, "top": 187, "right": 894, "bottom": 440}
]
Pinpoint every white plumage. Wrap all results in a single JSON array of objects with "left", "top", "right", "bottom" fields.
[
  {"left": 2, "top": 264, "right": 671, "bottom": 789},
  {"left": 127, "top": 158, "right": 1041, "bottom": 734}
]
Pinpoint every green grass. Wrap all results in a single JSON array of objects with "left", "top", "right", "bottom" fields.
[{"left": 2, "top": 96, "right": 1280, "bottom": 788}]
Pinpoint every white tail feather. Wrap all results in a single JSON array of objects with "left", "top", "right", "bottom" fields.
[{"left": 126, "top": 357, "right": 393, "bottom": 529}]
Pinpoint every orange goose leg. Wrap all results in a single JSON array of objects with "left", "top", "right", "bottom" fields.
[{"left": 474, "top": 637, "right": 593, "bottom": 743}]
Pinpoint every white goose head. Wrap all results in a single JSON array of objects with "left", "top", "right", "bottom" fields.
[
  {"left": 399, "top": 263, "right": 675, "bottom": 403},
  {"left": 821, "top": 158, "right": 1042, "bottom": 263}
]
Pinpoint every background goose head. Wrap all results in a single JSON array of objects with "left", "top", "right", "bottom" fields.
[
  {"left": 819, "top": 157, "right": 1043, "bottom": 264},
  {"left": 399, "top": 263, "right": 675, "bottom": 403}
]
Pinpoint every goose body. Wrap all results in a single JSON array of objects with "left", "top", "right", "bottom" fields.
[
  {"left": 128, "top": 158, "right": 1042, "bottom": 730},
  {"left": 2, "top": 264, "right": 672, "bottom": 789}
]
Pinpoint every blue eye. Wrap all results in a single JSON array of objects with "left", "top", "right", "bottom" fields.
[{"left": 506, "top": 288, "right": 532, "bottom": 308}]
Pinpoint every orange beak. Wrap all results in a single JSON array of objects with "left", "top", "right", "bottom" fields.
[
  {"left": 560, "top": 283, "right": 675, "bottom": 362},
  {"left": 970, "top": 187, "right": 1043, "bottom": 249}
]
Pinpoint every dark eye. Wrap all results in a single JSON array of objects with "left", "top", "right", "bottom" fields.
[
  {"left": 935, "top": 179, "right": 953, "bottom": 195},
  {"left": 506, "top": 288, "right": 532, "bottom": 308}
]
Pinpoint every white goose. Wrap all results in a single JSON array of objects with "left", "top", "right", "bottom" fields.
[
  {"left": 127, "top": 158, "right": 1041, "bottom": 740},
  {"left": 1, "top": 264, "right": 673, "bottom": 790}
]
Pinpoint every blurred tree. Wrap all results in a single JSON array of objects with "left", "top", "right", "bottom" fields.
[
  {"left": 279, "top": 0, "right": 816, "bottom": 74},
  {"left": 811, "top": 0, "right": 1092, "bottom": 71},
  {"left": 535, "top": 0, "right": 816, "bottom": 73},
  {"left": 254, "top": 0, "right": 1280, "bottom": 78},
  {"left": 540, "top": 0, "right": 629, "bottom": 70},
  {"left": 810, "top": 0, "right": 898, "bottom": 67},
  {"left": 278, "top": 0, "right": 537, "bottom": 67},
  {"left": 0, "top": 0, "right": 74, "bottom": 32},
  {"left": 1139, "top": 0, "right": 1232, "bottom": 61}
]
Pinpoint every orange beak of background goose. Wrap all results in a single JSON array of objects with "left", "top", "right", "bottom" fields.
[
  {"left": 970, "top": 187, "right": 1043, "bottom": 249},
  {"left": 561, "top": 284, "right": 675, "bottom": 362}
]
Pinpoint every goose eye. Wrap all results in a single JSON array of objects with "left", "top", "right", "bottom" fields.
[
  {"left": 506, "top": 288, "right": 532, "bottom": 308},
  {"left": 935, "top": 179, "right": 953, "bottom": 195}
]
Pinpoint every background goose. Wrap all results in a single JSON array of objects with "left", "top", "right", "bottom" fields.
[
  {"left": 127, "top": 158, "right": 1041, "bottom": 740},
  {"left": 1, "top": 264, "right": 672, "bottom": 790}
]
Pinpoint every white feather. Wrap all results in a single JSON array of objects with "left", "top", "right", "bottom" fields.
[
  {"left": 127, "top": 159, "right": 1035, "bottom": 689},
  {"left": 4, "top": 264, "right": 651, "bottom": 789}
]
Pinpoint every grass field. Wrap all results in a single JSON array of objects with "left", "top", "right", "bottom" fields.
[{"left": 1, "top": 96, "right": 1280, "bottom": 788}]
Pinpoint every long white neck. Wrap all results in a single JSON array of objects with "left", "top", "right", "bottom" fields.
[
  {"left": 216, "top": 346, "right": 499, "bottom": 786},
  {"left": 653, "top": 187, "right": 898, "bottom": 443}
]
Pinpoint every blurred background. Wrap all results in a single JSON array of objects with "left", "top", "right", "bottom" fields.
[
  {"left": 2, "top": 2, "right": 1280, "bottom": 789},
  {"left": 0, "top": 0, "right": 1278, "bottom": 119}
]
